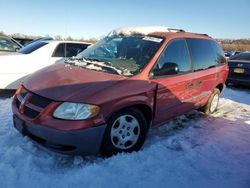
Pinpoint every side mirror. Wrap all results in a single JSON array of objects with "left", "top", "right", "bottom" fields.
[{"left": 153, "top": 62, "right": 179, "bottom": 76}]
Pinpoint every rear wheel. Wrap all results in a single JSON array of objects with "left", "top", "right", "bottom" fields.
[
  {"left": 200, "top": 88, "right": 220, "bottom": 114},
  {"left": 101, "top": 108, "right": 148, "bottom": 156}
]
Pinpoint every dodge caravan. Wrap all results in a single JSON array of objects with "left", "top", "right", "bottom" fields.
[{"left": 12, "top": 26, "right": 228, "bottom": 156}]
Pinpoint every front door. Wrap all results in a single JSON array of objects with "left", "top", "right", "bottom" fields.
[{"left": 151, "top": 39, "right": 196, "bottom": 125}]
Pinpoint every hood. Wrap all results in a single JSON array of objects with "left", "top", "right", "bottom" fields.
[{"left": 23, "top": 63, "right": 127, "bottom": 102}]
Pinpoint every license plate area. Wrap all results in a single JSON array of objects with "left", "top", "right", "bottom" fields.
[{"left": 234, "top": 68, "right": 245, "bottom": 74}]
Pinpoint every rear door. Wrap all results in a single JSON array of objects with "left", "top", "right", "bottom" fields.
[
  {"left": 186, "top": 39, "right": 224, "bottom": 107},
  {"left": 151, "top": 39, "right": 196, "bottom": 125}
]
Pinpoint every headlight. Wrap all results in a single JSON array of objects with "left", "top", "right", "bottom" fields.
[{"left": 53, "top": 102, "right": 100, "bottom": 120}]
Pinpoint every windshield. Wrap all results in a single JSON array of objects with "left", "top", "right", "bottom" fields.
[
  {"left": 65, "top": 36, "right": 163, "bottom": 76},
  {"left": 18, "top": 41, "right": 48, "bottom": 54},
  {"left": 0, "top": 37, "right": 21, "bottom": 52}
]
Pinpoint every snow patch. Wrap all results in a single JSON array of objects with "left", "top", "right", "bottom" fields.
[
  {"left": 107, "top": 26, "right": 175, "bottom": 37},
  {"left": 0, "top": 88, "right": 250, "bottom": 187},
  {"left": 65, "top": 58, "right": 133, "bottom": 76}
]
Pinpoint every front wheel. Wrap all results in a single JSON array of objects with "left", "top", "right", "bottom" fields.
[
  {"left": 200, "top": 88, "right": 220, "bottom": 114},
  {"left": 101, "top": 108, "right": 148, "bottom": 156}
]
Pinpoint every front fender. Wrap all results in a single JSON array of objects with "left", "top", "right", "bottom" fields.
[{"left": 101, "top": 93, "right": 155, "bottom": 121}]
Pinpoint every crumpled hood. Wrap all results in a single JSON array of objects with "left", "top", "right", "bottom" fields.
[{"left": 24, "top": 63, "right": 127, "bottom": 102}]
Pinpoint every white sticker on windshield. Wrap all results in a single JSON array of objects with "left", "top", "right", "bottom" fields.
[{"left": 142, "top": 36, "right": 163, "bottom": 43}]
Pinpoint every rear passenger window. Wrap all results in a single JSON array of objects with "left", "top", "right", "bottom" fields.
[
  {"left": 66, "top": 43, "right": 88, "bottom": 57},
  {"left": 186, "top": 39, "right": 216, "bottom": 71},
  {"left": 154, "top": 39, "right": 191, "bottom": 75},
  {"left": 52, "top": 43, "right": 66, "bottom": 57}
]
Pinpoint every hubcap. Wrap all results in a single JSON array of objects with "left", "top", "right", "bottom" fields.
[
  {"left": 110, "top": 115, "right": 140, "bottom": 150},
  {"left": 210, "top": 94, "right": 219, "bottom": 112}
]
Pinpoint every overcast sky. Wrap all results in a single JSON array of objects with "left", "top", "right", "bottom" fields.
[{"left": 1, "top": 0, "right": 250, "bottom": 39}]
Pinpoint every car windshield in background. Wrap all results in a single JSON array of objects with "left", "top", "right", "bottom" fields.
[
  {"left": 229, "top": 52, "right": 250, "bottom": 61},
  {"left": 0, "top": 37, "right": 21, "bottom": 52},
  {"left": 67, "top": 36, "right": 163, "bottom": 76},
  {"left": 18, "top": 41, "right": 48, "bottom": 54}
]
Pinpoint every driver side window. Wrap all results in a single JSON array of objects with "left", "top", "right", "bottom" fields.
[{"left": 154, "top": 39, "right": 191, "bottom": 75}]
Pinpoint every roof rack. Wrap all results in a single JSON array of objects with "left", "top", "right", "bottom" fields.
[
  {"left": 167, "top": 28, "right": 210, "bottom": 37},
  {"left": 187, "top": 32, "right": 209, "bottom": 36},
  {"left": 167, "top": 28, "right": 185, "bottom": 32}
]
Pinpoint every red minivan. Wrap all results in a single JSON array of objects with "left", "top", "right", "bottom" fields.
[{"left": 12, "top": 27, "right": 228, "bottom": 156}]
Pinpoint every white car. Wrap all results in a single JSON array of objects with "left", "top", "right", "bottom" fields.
[{"left": 0, "top": 40, "right": 91, "bottom": 89}]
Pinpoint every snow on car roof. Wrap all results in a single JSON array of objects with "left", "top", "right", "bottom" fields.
[{"left": 107, "top": 26, "right": 181, "bottom": 36}]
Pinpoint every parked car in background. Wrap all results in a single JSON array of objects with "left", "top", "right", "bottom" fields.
[
  {"left": 227, "top": 52, "right": 250, "bottom": 86},
  {"left": 0, "top": 35, "right": 23, "bottom": 53},
  {"left": 12, "top": 37, "right": 53, "bottom": 46},
  {"left": 0, "top": 40, "right": 91, "bottom": 89},
  {"left": 24, "top": 37, "right": 54, "bottom": 46},
  {"left": 12, "top": 26, "right": 228, "bottom": 156},
  {"left": 225, "top": 51, "right": 242, "bottom": 59},
  {"left": 12, "top": 37, "right": 34, "bottom": 46},
  {"left": 225, "top": 51, "right": 232, "bottom": 59}
]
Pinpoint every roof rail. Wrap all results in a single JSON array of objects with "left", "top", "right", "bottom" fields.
[
  {"left": 166, "top": 28, "right": 210, "bottom": 37},
  {"left": 185, "top": 32, "right": 210, "bottom": 37},
  {"left": 168, "top": 28, "right": 185, "bottom": 32}
]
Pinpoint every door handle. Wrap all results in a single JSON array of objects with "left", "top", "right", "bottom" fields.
[
  {"left": 187, "top": 83, "right": 194, "bottom": 89},
  {"left": 197, "top": 80, "right": 202, "bottom": 86}
]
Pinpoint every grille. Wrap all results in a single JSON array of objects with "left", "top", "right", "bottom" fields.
[
  {"left": 23, "top": 106, "right": 40, "bottom": 119},
  {"left": 16, "top": 98, "right": 21, "bottom": 109},
  {"left": 16, "top": 88, "right": 53, "bottom": 119},
  {"left": 20, "top": 88, "right": 28, "bottom": 98},
  {"left": 29, "top": 94, "right": 53, "bottom": 108}
]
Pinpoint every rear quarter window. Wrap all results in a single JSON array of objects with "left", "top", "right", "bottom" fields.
[
  {"left": 52, "top": 43, "right": 89, "bottom": 57},
  {"left": 186, "top": 38, "right": 219, "bottom": 71},
  {"left": 52, "top": 43, "right": 66, "bottom": 57},
  {"left": 209, "top": 41, "right": 227, "bottom": 64},
  {"left": 66, "top": 43, "right": 89, "bottom": 57}
]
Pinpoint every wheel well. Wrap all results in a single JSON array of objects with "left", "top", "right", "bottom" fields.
[
  {"left": 131, "top": 104, "right": 153, "bottom": 129},
  {"left": 216, "top": 83, "right": 224, "bottom": 93}
]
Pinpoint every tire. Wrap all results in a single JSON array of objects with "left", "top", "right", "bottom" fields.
[
  {"left": 200, "top": 88, "right": 220, "bottom": 114},
  {"left": 101, "top": 108, "right": 148, "bottom": 156}
]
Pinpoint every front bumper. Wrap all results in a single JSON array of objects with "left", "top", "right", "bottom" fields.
[{"left": 13, "top": 115, "right": 107, "bottom": 155}]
